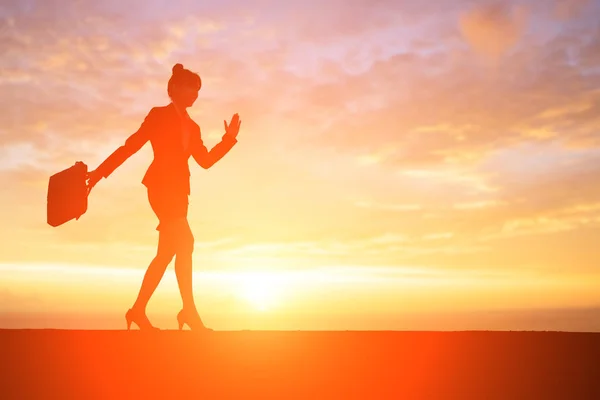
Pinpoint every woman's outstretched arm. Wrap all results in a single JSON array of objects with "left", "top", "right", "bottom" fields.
[
  {"left": 87, "top": 108, "right": 157, "bottom": 191},
  {"left": 192, "top": 113, "right": 240, "bottom": 169},
  {"left": 96, "top": 108, "right": 157, "bottom": 178}
]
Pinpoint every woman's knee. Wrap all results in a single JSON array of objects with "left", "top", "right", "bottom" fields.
[
  {"left": 167, "top": 218, "right": 194, "bottom": 254},
  {"left": 160, "top": 218, "right": 194, "bottom": 254},
  {"left": 178, "top": 229, "right": 194, "bottom": 254},
  {"left": 155, "top": 250, "right": 176, "bottom": 264}
]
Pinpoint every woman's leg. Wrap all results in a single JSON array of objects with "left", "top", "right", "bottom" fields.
[
  {"left": 173, "top": 218, "right": 197, "bottom": 312},
  {"left": 131, "top": 225, "right": 177, "bottom": 312}
]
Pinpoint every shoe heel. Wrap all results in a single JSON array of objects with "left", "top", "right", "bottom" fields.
[
  {"left": 176, "top": 309, "right": 210, "bottom": 332},
  {"left": 124, "top": 308, "right": 158, "bottom": 331},
  {"left": 177, "top": 313, "right": 184, "bottom": 330},
  {"left": 126, "top": 311, "right": 132, "bottom": 330}
]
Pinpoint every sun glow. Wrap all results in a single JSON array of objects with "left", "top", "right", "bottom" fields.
[{"left": 236, "top": 271, "right": 283, "bottom": 312}]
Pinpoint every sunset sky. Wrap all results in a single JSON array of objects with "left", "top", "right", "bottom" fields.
[{"left": 1, "top": 0, "right": 600, "bottom": 331}]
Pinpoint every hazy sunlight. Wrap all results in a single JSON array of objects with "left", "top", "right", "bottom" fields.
[{"left": 237, "top": 272, "right": 281, "bottom": 312}]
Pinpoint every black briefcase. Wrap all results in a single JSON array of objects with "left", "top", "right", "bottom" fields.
[{"left": 47, "top": 161, "right": 89, "bottom": 227}]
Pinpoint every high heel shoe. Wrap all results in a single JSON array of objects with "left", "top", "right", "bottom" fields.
[
  {"left": 125, "top": 308, "right": 159, "bottom": 331},
  {"left": 176, "top": 309, "right": 212, "bottom": 332}
]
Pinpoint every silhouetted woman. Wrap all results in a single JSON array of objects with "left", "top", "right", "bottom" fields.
[{"left": 86, "top": 63, "right": 241, "bottom": 331}]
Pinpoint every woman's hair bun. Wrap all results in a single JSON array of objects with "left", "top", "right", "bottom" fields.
[{"left": 172, "top": 63, "right": 184, "bottom": 74}]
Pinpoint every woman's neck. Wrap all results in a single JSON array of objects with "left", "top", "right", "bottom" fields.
[{"left": 172, "top": 101, "right": 188, "bottom": 117}]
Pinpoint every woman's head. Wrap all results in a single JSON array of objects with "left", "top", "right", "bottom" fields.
[{"left": 168, "top": 63, "right": 201, "bottom": 108}]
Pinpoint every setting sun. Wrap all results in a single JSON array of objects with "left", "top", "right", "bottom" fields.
[{"left": 236, "top": 272, "right": 283, "bottom": 312}]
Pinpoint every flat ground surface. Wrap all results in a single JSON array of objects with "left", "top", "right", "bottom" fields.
[{"left": 1, "top": 330, "right": 599, "bottom": 399}]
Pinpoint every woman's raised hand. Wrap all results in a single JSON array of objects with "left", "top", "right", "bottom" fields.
[{"left": 223, "top": 113, "right": 241, "bottom": 139}]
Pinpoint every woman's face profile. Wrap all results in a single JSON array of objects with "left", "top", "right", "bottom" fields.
[{"left": 173, "top": 84, "right": 199, "bottom": 108}]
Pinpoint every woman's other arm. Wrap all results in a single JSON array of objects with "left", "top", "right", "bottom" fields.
[{"left": 87, "top": 108, "right": 157, "bottom": 192}]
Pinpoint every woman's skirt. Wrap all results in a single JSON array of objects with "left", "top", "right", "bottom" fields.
[{"left": 147, "top": 187, "right": 189, "bottom": 231}]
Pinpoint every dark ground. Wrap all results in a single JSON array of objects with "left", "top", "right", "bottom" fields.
[{"left": 1, "top": 330, "right": 599, "bottom": 399}]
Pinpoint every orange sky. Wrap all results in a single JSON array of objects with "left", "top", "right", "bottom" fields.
[{"left": 1, "top": 0, "right": 600, "bottom": 330}]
